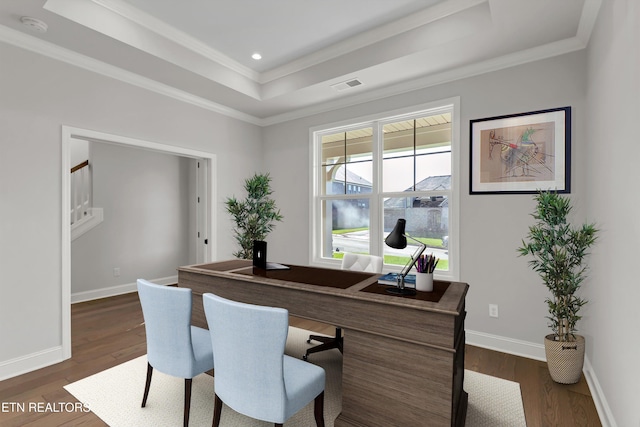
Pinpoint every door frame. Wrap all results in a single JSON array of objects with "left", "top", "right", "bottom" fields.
[{"left": 61, "top": 126, "right": 216, "bottom": 359}]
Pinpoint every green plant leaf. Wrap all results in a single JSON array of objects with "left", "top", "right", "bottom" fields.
[
  {"left": 224, "top": 173, "right": 284, "bottom": 260},
  {"left": 517, "top": 190, "right": 598, "bottom": 341}
]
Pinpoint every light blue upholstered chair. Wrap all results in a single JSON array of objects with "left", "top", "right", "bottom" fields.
[
  {"left": 137, "top": 279, "right": 215, "bottom": 427},
  {"left": 203, "top": 293, "right": 326, "bottom": 427},
  {"left": 305, "top": 253, "right": 383, "bottom": 360}
]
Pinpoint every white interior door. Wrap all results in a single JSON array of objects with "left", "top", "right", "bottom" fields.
[{"left": 196, "top": 159, "right": 209, "bottom": 263}]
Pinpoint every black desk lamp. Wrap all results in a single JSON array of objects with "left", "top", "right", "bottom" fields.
[{"left": 384, "top": 218, "right": 426, "bottom": 296}]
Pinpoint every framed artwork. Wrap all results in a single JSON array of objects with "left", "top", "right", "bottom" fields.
[{"left": 470, "top": 106, "right": 571, "bottom": 194}]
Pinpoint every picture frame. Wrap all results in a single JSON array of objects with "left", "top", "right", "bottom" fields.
[{"left": 470, "top": 106, "right": 571, "bottom": 194}]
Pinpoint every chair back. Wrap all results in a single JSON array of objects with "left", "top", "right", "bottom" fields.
[
  {"left": 203, "top": 293, "right": 289, "bottom": 422},
  {"left": 137, "top": 279, "right": 197, "bottom": 378},
  {"left": 341, "top": 253, "right": 383, "bottom": 273}
]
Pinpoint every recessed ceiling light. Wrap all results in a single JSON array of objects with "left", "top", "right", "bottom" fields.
[
  {"left": 20, "top": 16, "right": 48, "bottom": 33},
  {"left": 251, "top": 53, "right": 262, "bottom": 60}
]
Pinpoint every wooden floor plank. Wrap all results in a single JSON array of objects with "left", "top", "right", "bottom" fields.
[
  {"left": 0, "top": 292, "right": 602, "bottom": 426},
  {"left": 515, "top": 355, "right": 546, "bottom": 427}
]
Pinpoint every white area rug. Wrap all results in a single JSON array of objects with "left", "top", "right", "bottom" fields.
[{"left": 65, "top": 327, "right": 526, "bottom": 426}]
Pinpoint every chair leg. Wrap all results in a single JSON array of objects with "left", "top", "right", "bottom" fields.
[
  {"left": 314, "top": 391, "right": 325, "bottom": 427},
  {"left": 141, "top": 363, "right": 153, "bottom": 407},
  {"left": 212, "top": 394, "right": 223, "bottom": 427},
  {"left": 184, "top": 379, "right": 192, "bottom": 427},
  {"left": 304, "top": 328, "right": 343, "bottom": 360}
]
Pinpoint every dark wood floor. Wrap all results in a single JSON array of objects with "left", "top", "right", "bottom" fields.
[{"left": 0, "top": 292, "right": 601, "bottom": 426}]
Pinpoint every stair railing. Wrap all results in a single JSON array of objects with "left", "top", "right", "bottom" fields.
[{"left": 70, "top": 160, "right": 91, "bottom": 225}]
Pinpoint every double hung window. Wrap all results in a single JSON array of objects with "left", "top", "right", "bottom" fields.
[{"left": 311, "top": 100, "right": 459, "bottom": 279}]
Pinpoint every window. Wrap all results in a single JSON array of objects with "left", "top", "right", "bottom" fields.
[{"left": 311, "top": 99, "right": 459, "bottom": 279}]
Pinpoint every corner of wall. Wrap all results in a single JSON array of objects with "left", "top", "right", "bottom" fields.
[
  {"left": 466, "top": 329, "right": 616, "bottom": 427},
  {"left": 583, "top": 356, "right": 618, "bottom": 427}
]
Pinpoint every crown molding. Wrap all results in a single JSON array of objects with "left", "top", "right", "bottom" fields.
[
  {"left": 0, "top": 25, "right": 262, "bottom": 126},
  {"left": 260, "top": 36, "right": 588, "bottom": 126},
  {"left": 44, "top": 0, "right": 261, "bottom": 99},
  {"left": 48, "top": 0, "right": 487, "bottom": 88},
  {"left": 259, "top": 0, "right": 488, "bottom": 84},
  {"left": 92, "top": 0, "right": 489, "bottom": 86},
  {"left": 576, "top": 0, "right": 603, "bottom": 46},
  {"left": 1, "top": 0, "right": 598, "bottom": 128},
  {"left": 90, "top": 0, "right": 260, "bottom": 82},
  {"left": 0, "top": 22, "right": 589, "bottom": 128}
]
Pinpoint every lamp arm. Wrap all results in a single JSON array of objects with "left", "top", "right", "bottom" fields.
[{"left": 399, "top": 234, "right": 426, "bottom": 278}]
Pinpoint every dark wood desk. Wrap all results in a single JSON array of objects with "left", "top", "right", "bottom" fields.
[{"left": 178, "top": 260, "right": 468, "bottom": 427}]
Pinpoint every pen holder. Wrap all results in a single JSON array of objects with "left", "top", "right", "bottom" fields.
[{"left": 416, "top": 273, "right": 433, "bottom": 292}]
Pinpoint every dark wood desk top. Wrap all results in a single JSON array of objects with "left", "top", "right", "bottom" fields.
[
  {"left": 178, "top": 260, "right": 467, "bottom": 316},
  {"left": 238, "top": 265, "right": 372, "bottom": 289},
  {"left": 179, "top": 259, "right": 469, "bottom": 426}
]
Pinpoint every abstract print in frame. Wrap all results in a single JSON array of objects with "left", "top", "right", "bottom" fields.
[{"left": 470, "top": 107, "right": 571, "bottom": 194}]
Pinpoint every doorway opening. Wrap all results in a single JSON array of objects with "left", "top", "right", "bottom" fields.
[{"left": 61, "top": 126, "right": 216, "bottom": 360}]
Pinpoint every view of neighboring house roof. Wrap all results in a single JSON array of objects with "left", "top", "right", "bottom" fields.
[
  {"left": 384, "top": 175, "right": 451, "bottom": 208},
  {"left": 415, "top": 175, "right": 451, "bottom": 191},
  {"left": 332, "top": 166, "right": 372, "bottom": 187}
]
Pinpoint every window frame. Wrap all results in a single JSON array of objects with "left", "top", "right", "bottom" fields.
[{"left": 309, "top": 97, "right": 460, "bottom": 281}]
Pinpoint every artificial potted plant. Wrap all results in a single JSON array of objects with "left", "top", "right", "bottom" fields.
[
  {"left": 518, "top": 190, "right": 598, "bottom": 384},
  {"left": 225, "top": 173, "right": 283, "bottom": 259}
]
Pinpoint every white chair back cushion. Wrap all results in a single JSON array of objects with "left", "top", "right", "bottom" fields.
[{"left": 341, "top": 253, "right": 383, "bottom": 274}]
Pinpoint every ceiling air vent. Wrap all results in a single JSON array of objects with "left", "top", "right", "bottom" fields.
[{"left": 331, "top": 78, "right": 363, "bottom": 92}]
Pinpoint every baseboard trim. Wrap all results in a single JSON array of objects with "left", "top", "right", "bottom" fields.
[
  {"left": 71, "top": 275, "right": 178, "bottom": 304},
  {"left": 0, "top": 276, "right": 178, "bottom": 381},
  {"left": 467, "top": 329, "right": 614, "bottom": 427},
  {"left": 465, "top": 329, "right": 546, "bottom": 361},
  {"left": 0, "top": 346, "right": 65, "bottom": 381},
  {"left": 583, "top": 357, "right": 617, "bottom": 427}
]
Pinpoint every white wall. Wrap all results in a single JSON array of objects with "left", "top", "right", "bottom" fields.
[
  {"left": 0, "top": 41, "right": 262, "bottom": 377},
  {"left": 263, "top": 51, "right": 587, "bottom": 355},
  {"left": 71, "top": 142, "right": 192, "bottom": 300},
  {"left": 69, "top": 138, "right": 88, "bottom": 168},
  {"left": 584, "top": 1, "right": 640, "bottom": 426},
  {"left": 2, "top": 6, "right": 635, "bottom": 423}
]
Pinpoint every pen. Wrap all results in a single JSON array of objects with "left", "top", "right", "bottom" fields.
[{"left": 417, "top": 254, "right": 439, "bottom": 274}]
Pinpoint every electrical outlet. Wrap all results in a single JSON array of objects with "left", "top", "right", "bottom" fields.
[
  {"left": 489, "top": 304, "right": 499, "bottom": 318},
  {"left": 113, "top": 267, "right": 120, "bottom": 277}
]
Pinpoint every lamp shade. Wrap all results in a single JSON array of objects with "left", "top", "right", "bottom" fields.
[{"left": 385, "top": 219, "right": 407, "bottom": 249}]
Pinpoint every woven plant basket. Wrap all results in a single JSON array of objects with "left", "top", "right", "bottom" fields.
[{"left": 544, "top": 334, "right": 585, "bottom": 384}]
